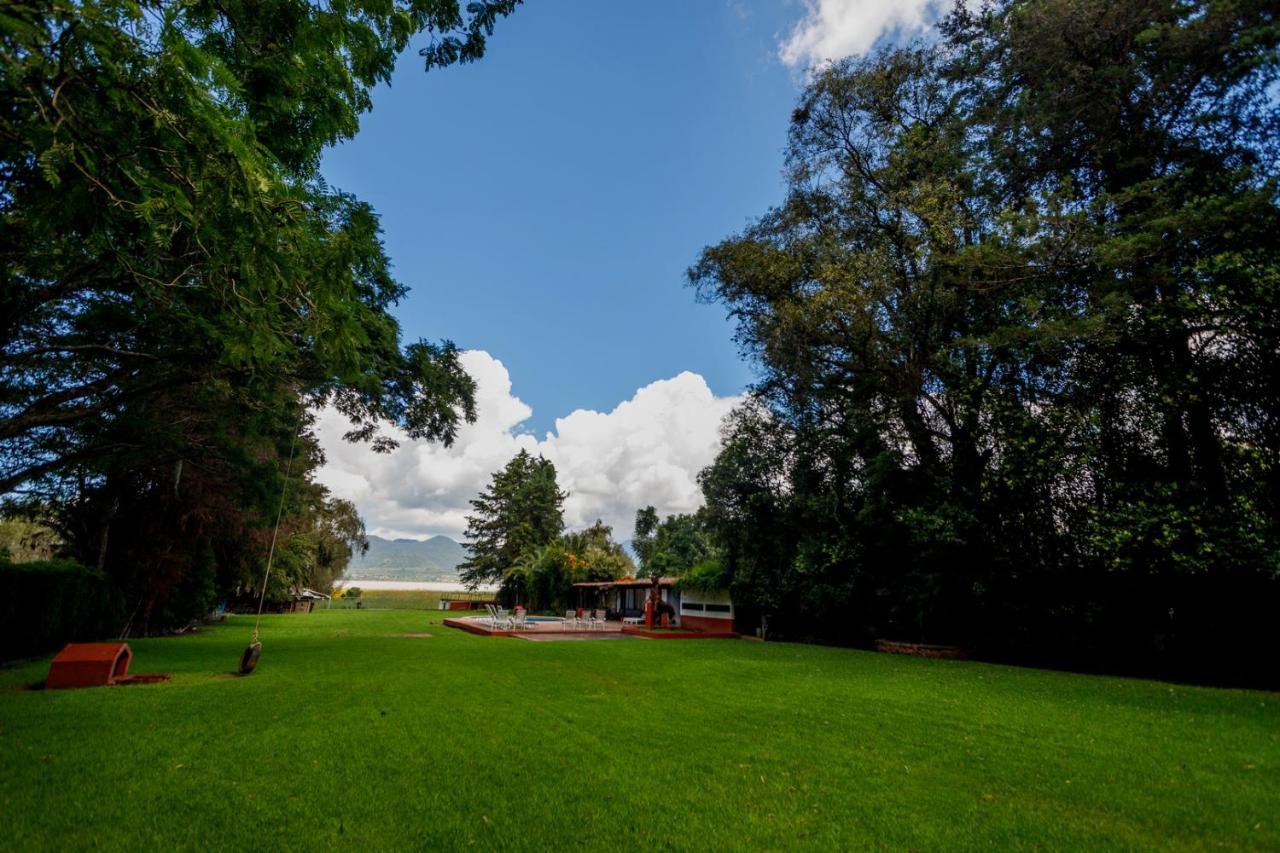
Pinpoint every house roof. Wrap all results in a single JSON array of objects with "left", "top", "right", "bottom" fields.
[{"left": 572, "top": 577, "right": 678, "bottom": 589}]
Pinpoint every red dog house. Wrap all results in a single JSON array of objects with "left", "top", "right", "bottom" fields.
[
  {"left": 45, "top": 643, "right": 171, "bottom": 689},
  {"left": 46, "top": 643, "right": 133, "bottom": 689}
]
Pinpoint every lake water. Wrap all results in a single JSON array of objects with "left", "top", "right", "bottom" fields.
[{"left": 334, "top": 579, "right": 497, "bottom": 592}]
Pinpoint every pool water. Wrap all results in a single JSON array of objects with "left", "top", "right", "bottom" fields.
[{"left": 468, "top": 615, "right": 560, "bottom": 623}]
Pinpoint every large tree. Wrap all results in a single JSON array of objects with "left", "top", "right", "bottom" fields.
[
  {"left": 0, "top": 0, "right": 520, "bottom": 628},
  {"left": 692, "top": 0, "right": 1280, "bottom": 683},
  {"left": 459, "top": 450, "right": 566, "bottom": 589},
  {"left": 1, "top": 0, "right": 520, "bottom": 494},
  {"left": 632, "top": 505, "right": 715, "bottom": 579}
]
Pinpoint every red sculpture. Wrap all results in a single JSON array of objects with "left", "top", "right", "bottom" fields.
[{"left": 646, "top": 578, "right": 676, "bottom": 629}]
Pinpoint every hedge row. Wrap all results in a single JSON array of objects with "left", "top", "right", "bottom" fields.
[{"left": 0, "top": 559, "right": 122, "bottom": 661}]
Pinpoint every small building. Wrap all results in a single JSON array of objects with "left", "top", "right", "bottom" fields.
[
  {"left": 677, "top": 588, "right": 735, "bottom": 633},
  {"left": 279, "top": 587, "right": 330, "bottom": 613},
  {"left": 572, "top": 577, "right": 736, "bottom": 632},
  {"left": 573, "top": 577, "right": 678, "bottom": 621},
  {"left": 230, "top": 587, "right": 330, "bottom": 615}
]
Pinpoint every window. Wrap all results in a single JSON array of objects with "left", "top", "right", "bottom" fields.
[
  {"left": 681, "top": 602, "right": 704, "bottom": 612},
  {"left": 705, "top": 603, "right": 731, "bottom": 613}
]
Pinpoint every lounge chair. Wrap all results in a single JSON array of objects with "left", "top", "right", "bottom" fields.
[
  {"left": 510, "top": 611, "right": 527, "bottom": 631},
  {"left": 593, "top": 609, "right": 607, "bottom": 630}
]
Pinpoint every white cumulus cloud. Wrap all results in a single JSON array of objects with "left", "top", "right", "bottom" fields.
[
  {"left": 778, "top": 0, "right": 947, "bottom": 69},
  {"left": 313, "top": 350, "right": 742, "bottom": 543}
]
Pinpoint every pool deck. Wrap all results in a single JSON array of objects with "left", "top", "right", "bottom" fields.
[
  {"left": 443, "top": 616, "right": 737, "bottom": 640},
  {"left": 443, "top": 616, "right": 626, "bottom": 638}
]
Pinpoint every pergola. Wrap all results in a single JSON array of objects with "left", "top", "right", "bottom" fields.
[{"left": 571, "top": 577, "right": 678, "bottom": 618}]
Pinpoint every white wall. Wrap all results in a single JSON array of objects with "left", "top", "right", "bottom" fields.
[{"left": 679, "top": 589, "right": 734, "bottom": 620}]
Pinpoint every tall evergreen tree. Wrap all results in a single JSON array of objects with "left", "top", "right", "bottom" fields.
[{"left": 459, "top": 451, "right": 566, "bottom": 589}]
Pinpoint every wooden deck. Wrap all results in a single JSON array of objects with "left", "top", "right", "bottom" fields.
[
  {"left": 442, "top": 616, "right": 626, "bottom": 638},
  {"left": 443, "top": 615, "right": 738, "bottom": 640}
]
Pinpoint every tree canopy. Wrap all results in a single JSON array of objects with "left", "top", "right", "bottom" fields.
[
  {"left": 692, "top": 0, "right": 1280, "bottom": 685},
  {"left": 459, "top": 450, "right": 566, "bottom": 590},
  {"left": 0, "top": 0, "right": 520, "bottom": 631},
  {"left": 506, "top": 520, "right": 634, "bottom": 611},
  {"left": 632, "top": 506, "right": 716, "bottom": 579}
]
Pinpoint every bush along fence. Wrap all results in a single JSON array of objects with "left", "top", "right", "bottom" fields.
[{"left": 0, "top": 559, "right": 122, "bottom": 661}]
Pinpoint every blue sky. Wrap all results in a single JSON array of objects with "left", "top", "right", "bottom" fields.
[
  {"left": 316, "top": 1, "right": 949, "bottom": 539},
  {"left": 321, "top": 2, "right": 807, "bottom": 434}
]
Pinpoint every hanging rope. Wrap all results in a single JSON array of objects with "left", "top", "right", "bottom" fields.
[{"left": 250, "top": 434, "right": 298, "bottom": 646}]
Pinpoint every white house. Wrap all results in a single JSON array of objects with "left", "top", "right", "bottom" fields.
[{"left": 572, "top": 577, "right": 736, "bottom": 633}]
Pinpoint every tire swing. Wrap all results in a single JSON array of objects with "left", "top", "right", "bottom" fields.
[{"left": 239, "top": 438, "right": 297, "bottom": 676}]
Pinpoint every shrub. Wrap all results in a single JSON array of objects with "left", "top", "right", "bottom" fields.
[
  {"left": 677, "top": 559, "right": 727, "bottom": 593},
  {"left": 0, "top": 559, "right": 122, "bottom": 661}
]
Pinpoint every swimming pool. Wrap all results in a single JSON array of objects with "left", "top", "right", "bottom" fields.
[{"left": 464, "top": 615, "right": 560, "bottom": 624}]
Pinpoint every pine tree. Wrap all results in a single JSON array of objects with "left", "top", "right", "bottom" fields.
[{"left": 459, "top": 451, "right": 565, "bottom": 588}]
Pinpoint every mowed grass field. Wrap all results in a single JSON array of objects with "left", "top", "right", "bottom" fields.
[{"left": 1, "top": 610, "right": 1276, "bottom": 850}]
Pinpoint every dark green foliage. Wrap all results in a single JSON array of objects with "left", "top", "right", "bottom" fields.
[
  {"left": 676, "top": 558, "right": 727, "bottom": 593},
  {"left": 693, "top": 0, "right": 1280, "bottom": 685},
  {"left": 0, "top": 558, "right": 121, "bottom": 659},
  {"left": 632, "top": 505, "right": 716, "bottom": 579},
  {"left": 507, "top": 521, "right": 634, "bottom": 611},
  {"left": 44, "top": 428, "right": 369, "bottom": 632},
  {"left": 459, "top": 450, "right": 566, "bottom": 591},
  {"left": 1, "top": 0, "right": 519, "bottom": 630},
  {"left": 0, "top": 518, "right": 60, "bottom": 562},
  {"left": 0, "top": 0, "right": 505, "bottom": 493},
  {"left": 631, "top": 506, "right": 659, "bottom": 569}
]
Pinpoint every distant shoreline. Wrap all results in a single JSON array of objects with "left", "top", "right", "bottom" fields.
[{"left": 334, "top": 579, "right": 497, "bottom": 592}]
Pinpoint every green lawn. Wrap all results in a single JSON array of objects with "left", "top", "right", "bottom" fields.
[{"left": 1, "top": 611, "right": 1276, "bottom": 850}]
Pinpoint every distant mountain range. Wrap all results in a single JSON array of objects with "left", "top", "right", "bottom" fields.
[{"left": 341, "top": 535, "right": 468, "bottom": 582}]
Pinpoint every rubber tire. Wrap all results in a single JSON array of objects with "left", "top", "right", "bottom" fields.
[{"left": 239, "top": 642, "right": 262, "bottom": 675}]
